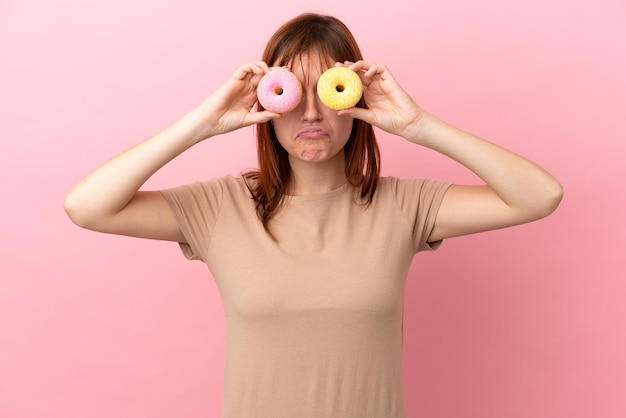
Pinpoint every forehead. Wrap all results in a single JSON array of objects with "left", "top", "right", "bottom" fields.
[{"left": 275, "top": 52, "right": 335, "bottom": 84}]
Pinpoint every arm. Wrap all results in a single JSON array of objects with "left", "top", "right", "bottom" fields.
[
  {"left": 64, "top": 62, "right": 279, "bottom": 241},
  {"left": 403, "top": 114, "right": 563, "bottom": 241},
  {"left": 340, "top": 61, "right": 563, "bottom": 241}
]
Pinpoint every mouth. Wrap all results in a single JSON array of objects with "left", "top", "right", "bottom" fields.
[{"left": 295, "top": 126, "right": 329, "bottom": 139}]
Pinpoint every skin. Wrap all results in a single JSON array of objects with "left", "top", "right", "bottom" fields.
[
  {"left": 271, "top": 55, "right": 354, "bottom": 195},
  {"left": 64, "top": 55, "right": 563, "bottom": 245}
]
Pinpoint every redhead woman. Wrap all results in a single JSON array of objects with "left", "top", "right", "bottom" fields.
[{"left": 64, "top": 13, "right": 562, "bottom": 418}]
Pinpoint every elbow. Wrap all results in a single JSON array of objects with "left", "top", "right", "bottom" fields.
[
  {"left": 532, "top": 179, "right": 564, "bottom": 220},
  {"left": 63, "top": 190, "right": 95, "bottom": 229},
  {"left": 551, "top": 180, "right": 564, "bottom": 211},
  {"left": 63, "top": 190, "right": 84, "bottom": 227}
]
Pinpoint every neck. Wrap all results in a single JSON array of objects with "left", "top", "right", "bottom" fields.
[{"left": 288, "top": 152, "right": 347, "bottom": 196}]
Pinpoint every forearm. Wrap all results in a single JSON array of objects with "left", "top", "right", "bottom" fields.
[
  {"left": 406, "top": 112, "right": 563, "bottom": 217},
  {"left": 64, "top": 111, "right": 206, "bottom": 226}
]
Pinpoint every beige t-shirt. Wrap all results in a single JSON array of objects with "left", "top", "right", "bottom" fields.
[{"left": 161, "top": 175, "right": 450, "bottom": 418}]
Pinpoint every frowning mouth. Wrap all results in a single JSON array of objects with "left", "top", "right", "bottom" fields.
[{"left": 295, "top": 127, "right": 329, "bottom": 139}]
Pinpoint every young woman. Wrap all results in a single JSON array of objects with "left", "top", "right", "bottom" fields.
[{"left": 64, "top": 13, "right": 562, "bottom": 418}]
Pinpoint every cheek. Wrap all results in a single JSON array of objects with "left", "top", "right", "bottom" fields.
[
  {"left": 272, "top": 113, "right": 299, "bottom": 141},
  {"left": 272, "top": 124, "right": 295, "bottom": 153},
  {"left": 273, "top": 125, "right": 291, "bottom": 148},
  {"left": 335, "top": 116, "right": 354, "bottom": 143}
]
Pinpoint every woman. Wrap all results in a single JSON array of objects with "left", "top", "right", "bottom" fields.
[{"left": 64, "top": 13, "right": 562, "bottom": 418}]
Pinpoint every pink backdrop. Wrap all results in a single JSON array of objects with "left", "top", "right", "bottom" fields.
[{"left": 2, "top": 0, "right": 625, "bottom": 417}]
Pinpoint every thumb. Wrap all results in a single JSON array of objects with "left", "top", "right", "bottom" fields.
[
  {"left": 244, "top": 111, "right": 281, "bottom": 126},
  {"left": 338, "top": 107, "right": 372, "bottom": 124}
]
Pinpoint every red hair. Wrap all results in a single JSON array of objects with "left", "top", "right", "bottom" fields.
[{"left": 244, "top": 13, "right": 380, "bottom": 238}]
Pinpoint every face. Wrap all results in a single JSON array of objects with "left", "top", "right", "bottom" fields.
[{"left": 271, "top": 54, "right": 354, "bottom": 166}]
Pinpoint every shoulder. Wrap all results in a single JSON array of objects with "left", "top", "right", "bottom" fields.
[
  {"left": 376, "top": 176, "right": 450, "bottom": 195},
  {"left": 160, "top": 175, "right": 253, "bottom": 206},
  {"left": 375, "top": 176, "right": 452, "bottom": 211},
  {"left": 168, "top": 175, "right": 249, "bottom": 193}
]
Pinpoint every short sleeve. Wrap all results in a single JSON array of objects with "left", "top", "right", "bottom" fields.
[
  {"left": 159, "top": 178, "right": 225, "bottom": 262},
  {"left": 389, "top": 177, "right": 452, "bottom": 253}
]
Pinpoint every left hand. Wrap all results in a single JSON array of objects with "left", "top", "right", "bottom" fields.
[{"left": 337, "top": 60, "right": 425, "bottom": 141}]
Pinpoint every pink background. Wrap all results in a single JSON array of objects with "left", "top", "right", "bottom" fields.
[{"left": 1, "top": 0, "right": 625, "bottom": 417}]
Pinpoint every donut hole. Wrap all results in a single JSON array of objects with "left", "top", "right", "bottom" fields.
[
  {"left": 335, "top": 84, "right": 345, "bottom": 93},
  {"left": 273, "top": 86, "right": 284, "bottom": 96}
]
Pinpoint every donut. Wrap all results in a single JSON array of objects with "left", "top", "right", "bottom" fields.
[
  {"left": 316, "top": 67, "right": 363, "bottom": 110},
  {"left": 257, "top": 68, "right": 302, "bottom": 113}
]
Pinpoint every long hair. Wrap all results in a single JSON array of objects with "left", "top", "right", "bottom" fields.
[{"left": 244, "top": 13, "right": 380, "bottom": 238}]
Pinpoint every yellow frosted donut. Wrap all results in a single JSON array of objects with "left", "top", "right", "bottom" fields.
[{"left": 316, "top": 67, "right": 363, "bottom": 110}]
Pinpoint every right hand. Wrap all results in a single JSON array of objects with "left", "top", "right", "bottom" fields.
[{"left": 191, "top": 61, "right": 281, "bottom": 140}]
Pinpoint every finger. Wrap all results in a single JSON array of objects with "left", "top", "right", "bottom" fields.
[
  {"left": 361, "top": 62, "right": 388, "bottom": 79},
  {"left": 251, "top": 61, "right": 272, "bottom": 75},
  {"left": 244, "top": 111, "right": 281, "bottom": 126},
  {"left": 337, "top": 107, "right": 372, "bottom": 124},
  {"left": 334, "top": 60, "right": 355, "bottom": 68},
  {"left": 347, "top": 60, "right": 373, "bottom": 73},
  {"left": 234, "top": 61, "right": 271, "bottom": 81}
]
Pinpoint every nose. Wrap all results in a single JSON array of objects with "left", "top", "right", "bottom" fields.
[{"left": 301, "top": 89, "right": 323, "bottom": 122}]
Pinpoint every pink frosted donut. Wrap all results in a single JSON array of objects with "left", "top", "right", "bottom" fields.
[{"left": 257, "top": 69, "right": 302, "bottom": 113}]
